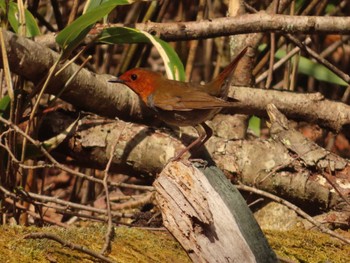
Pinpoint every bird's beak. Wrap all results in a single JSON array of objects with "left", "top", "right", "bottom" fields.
[{"left": 108, "top": 77, "right": 125, "bottom": 84}]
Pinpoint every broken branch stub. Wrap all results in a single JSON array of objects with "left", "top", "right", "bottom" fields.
[{"left": 154, "top": 161, "right": 277, "bottom": 263}]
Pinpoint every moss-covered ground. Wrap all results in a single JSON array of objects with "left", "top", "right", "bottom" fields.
[
  {"left": 0, "top": 223, "right": 348, "bottom": 262},
  {"left": 0, "top": 223, "right": 190, "bottom": 263},
  {"left": 265, "top": 229, "right": 350, "bottom": 263}
]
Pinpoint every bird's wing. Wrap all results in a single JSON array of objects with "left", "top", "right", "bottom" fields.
[{"left": 150, "top": 88, "right": 234, "bottom": 111}]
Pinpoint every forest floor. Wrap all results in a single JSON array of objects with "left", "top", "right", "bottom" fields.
[{"left": 0, "top": 222, "right": 349, "bottom": 262}]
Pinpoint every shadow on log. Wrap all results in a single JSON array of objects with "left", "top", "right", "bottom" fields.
[{"left": 154, "top": 161, "right": 278, "bottom": 262}]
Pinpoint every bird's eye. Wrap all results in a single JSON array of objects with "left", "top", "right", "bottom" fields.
[{"left": 130, "top": 74, "right": 138, "bottom": 81}]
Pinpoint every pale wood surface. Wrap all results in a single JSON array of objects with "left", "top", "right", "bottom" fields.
[{"left": 154, "top": 161, "right": 277, "bottom": 263}]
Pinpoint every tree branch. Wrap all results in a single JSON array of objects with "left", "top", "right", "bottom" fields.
[
  {"left": 2, "top": 30, "right": 350, "bottom": 132},
  {"left": 107, "top": 13, "right": 350, "bottom": 41},
  {"left": 228, "top": 87, "right": 350, "bottom": 132},
  {"left": 0, "top": 29, "right": 148, "bottom": 120},
  {"left": 36, "top": 13, "right": 350, "bottom": 45},
  {"left": 41, "top": 112, "right": 348, "bottom": 212}
]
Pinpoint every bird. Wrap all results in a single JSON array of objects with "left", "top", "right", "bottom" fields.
[{"left": 109, "top": 47, "right": 247, "bottom": 160}]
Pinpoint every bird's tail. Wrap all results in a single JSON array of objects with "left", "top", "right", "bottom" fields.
[{"left": 206, "top": 46, "right": 248, "bottom": 96}]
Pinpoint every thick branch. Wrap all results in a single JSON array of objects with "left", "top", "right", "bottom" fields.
[
  {"left": 36, "top": 14, "right": 350, "bottom": 44},
  {"left": 228, "top": 87, "right": 350, "bottom": 132},
  {"left": 36, "top": 12, "right": 350, "bottom": 46},
  {"left": 45, "top": 113, "right": 349, "bottom": 211},
  {"left": 0, "top": 29, "right": 148, "bottom": 120},
  {"left": 132, "top": 14, "right": 350, "bottom": 41},
  {"left": 2, "top": 30, "right": 350, "bottom": 132}
]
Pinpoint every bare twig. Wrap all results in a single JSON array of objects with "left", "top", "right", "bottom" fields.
[
  {"left": 50, "top": 54, "right": 93, "bottom": 105},
  {"left": 111, "top": 192, "right": 153, "bottom": 210},
  {"left": 24, "top": 232, "right": 115, "bottom": 263},
  {"left": 236, "top": 184, "right": 350, "bottom": 245},
  {"left": 100, "top": 124, "right": 127, "bottom": 255},
  {"left": 286, "top": 34, "right": 350, "bottom": 84},
  {"left": 255, "top": 40, "right": 311, "bottom": 83},
  {"left": 245, "top": 4, "right": 350, "bottom": 87},
  {"left": 0, "top": 115, "right": 155, "bottom": 191},
  {"left": 67, "top": 0, "right": 81, "bottom": 25},
  {"left": 321, "top": 163, "right": 350, "bottom": 207},
  {"left": 0, "top": 133, "right": 55, "bottom": 170},
  {"left": 0, "top": 185, "right": 131, "bottom": 218},
  {"left": 4, "top": 198, "right": 68, "bottom": 227},
  {"left": 265, "top": 0, "right": 280, "bottom": 89},
  {"left": 184, "top": 0, "right": 205, "bottom": 81},
  {"left": 50, "top": 0, "right": 63, "bottom": 30},
  {"left": 320, "top": 35, "right": 350, "bottom": 59},
  {"left": 21, "top": 56, "right": 62, "bottom": 164},
  {"left": 0, "top": 115, "right": 102, "bottom": 184}
]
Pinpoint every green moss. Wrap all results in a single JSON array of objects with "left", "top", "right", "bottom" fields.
[
  {"left": 0, "top": 224, "right": 190, "bottom": 263},
  {"left": 264, "top": 229, "right": 350, "bottom": 263},
  {"left": 0, "top": 223, "right": 348, "bottom": 262},
  {"left": 112, "top": 227, "right": 188, "bottom": 263}
]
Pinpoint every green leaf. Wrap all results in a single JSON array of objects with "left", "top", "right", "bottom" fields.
[
  {"left": 0, "top": 95, "right": 11, "bottom": 131},
  {"left": 0, "top": 95, "right": 10, "bottom": 118},
  {"left": 98, "top": 27, "right": 185, "bottom": 81},
  {"left": 258, "top": 44, "right": 348, "bottom": 87},
  {"left": 5, "top": 2, "right": 19, "bottom": 32},
  {"left": 248, "top": 116, "right": 261, "bottom": 137},
  {"left": 83, "top": 0, "right": 108, "bottom": 14},
  {"left": 56, "top": 0, "right": 130, "bottom": 58},
  {"left": 325, "top": 3, "right": 336, "bottom": 14},
  {"left": 98, "top": 26, "right": 151, "bottom": 43},
  {"left": 275, "top": 49, "right": 348, "bottom": 86},
  {"left": 24, "top": 6, "right": 41, "bottom": 36},
  {"left": 142, "top": 30, "right": 185, "bottom": 81},
  {"left": 297, "top": 56, "right": 347, "bottom": 86},
  {"left": 295, "top": 0, "right": 306, "bottom": 13},
  {"left": 0, "top": 1, "right": 40, "bottom": 37}
]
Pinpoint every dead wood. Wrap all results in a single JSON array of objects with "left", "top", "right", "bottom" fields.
[{"left": 153, "top": 161, "right": 277, "bottom": 263}]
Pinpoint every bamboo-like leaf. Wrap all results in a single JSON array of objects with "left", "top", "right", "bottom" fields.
[
  {"left": 141, "top": 30, "right": 185, "bottom": 81},
  {"left": 297, "top": 56, "right": 347, "bottom": 86},
  {"left": 275, "top": 49, "right": 347, "bottom": 86},
  {"left": 24, "top": 5, "right": 41, "bottom": 36},
  {"left": 248, "top": 116, "right": 261, "bottom": 137},
  {"left": 0, "top": 1, "right": 40, "bottom": 37},
  {"left": 83, "top": 0, "right": 108, "bottom": 14},
  {"left": 0, "top": 95, "right": 10, "bottom": 116},
  {"left": 56, "top": 0, "right": 130, "bottom": 57},
  {"left": 98, "top": 27, "right": 185, "bottom": 81}
]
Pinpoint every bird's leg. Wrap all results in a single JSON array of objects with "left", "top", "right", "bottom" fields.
[
  {"left": 171, "top": 123, "right": 212, "bottom": 161},
  {"left": 196, "top": 122, "right": 213, "bottom": 147}
]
